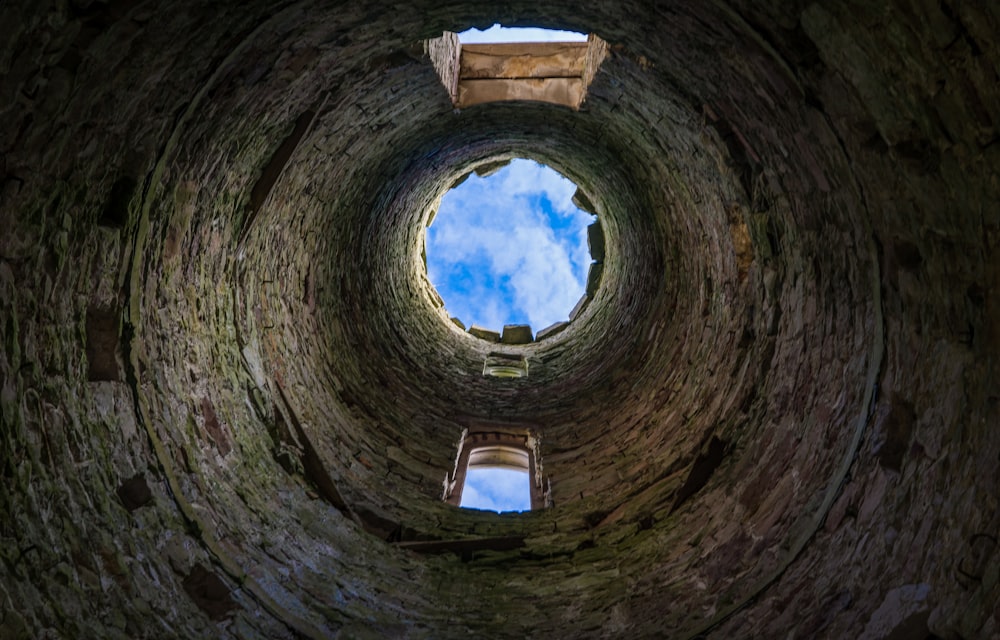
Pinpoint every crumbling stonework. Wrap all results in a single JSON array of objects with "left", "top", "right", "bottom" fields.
[{"left": 0, "top": 1, "right": 997, "bottom": 638}]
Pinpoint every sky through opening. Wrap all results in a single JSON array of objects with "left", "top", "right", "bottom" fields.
[
  {"left": 460, "top": 468, "right": 531, "bottom": 512},
  {"left": 458, "top": 24, "right": 588, "bottom": 44},
  {"left": 426, "top": 159, "right": 594, "bottom": 332}
]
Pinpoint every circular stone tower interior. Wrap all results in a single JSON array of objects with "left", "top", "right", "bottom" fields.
[{"left": 1, "top": 2, "right": 998, "bottom": 638}]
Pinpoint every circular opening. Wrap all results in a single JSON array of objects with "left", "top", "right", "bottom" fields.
[{"left": 425, "top": 158, "right": 598, "bottom": 337}]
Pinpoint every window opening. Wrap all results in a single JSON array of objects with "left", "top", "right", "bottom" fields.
[
  {"left": 424, "top": 28, "right": 608, "bottom": 109},
  {"left": 460, "top": 467, "right": 531, "bottom": 512},
  {"left": 444, "top": 428, "right": 549, "bottom": 511},
  {"left": 483, "top": 352, "right": 529, "bottom": 378},
  {"left": 425, "top": 158, "right": 596, "bottom": 341},
  {"left": 457, "top": 25, "right": 588, "bottom": 44}
]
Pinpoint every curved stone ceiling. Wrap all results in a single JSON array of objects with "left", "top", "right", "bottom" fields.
[{"left": 1, "top": 1, "right": 997, "bottom": 638}]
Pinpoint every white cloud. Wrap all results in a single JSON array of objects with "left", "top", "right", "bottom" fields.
[
  {"left": 499, "top": 161, "right": 578, "bottom": 215},
  {"left": 459, "top": 482, "right": 494, "bottom": 511},
  {"left": 460, "top": 468, "right": 530, "bottom": 512},
  {"left": 458, "top": 25, "right": 587, "bottom": 44},
  {"left": 426, "top": 159, "right": 595, "bottom": 331}
]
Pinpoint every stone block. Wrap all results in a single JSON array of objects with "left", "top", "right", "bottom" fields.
[
  {"left": 573, "top": 187, "right": 596, "bottom": 214},
  {"left": 585, "top": 262, "right": 603, "bottom": 298},
  {"left": 468, "top": 325, "right": 501, "bottom": 342},
  {"left": 587, "top": 221, "right": 605, "bottom": 260},
  {"left": 473, "top": 158, "right": 511, "bottom": 177},
  {"left": 501, "top": 324, "right": 533, "bottom": 344},
  {"left": 569, "top": 294, "right": 589, "bottom": 321},
  {"left": 536, "top": 321, "right": 569, "bottom": 341}
]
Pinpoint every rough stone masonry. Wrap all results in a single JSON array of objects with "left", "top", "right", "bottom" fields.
[{"left": 0, "top": 1, "right": 997, "bottom": 638}]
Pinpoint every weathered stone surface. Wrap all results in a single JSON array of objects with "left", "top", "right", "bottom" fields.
[
  {"left": 443, "top": 39, "right": 607, "bottom": 109},
  {"left": 585, "top": 261, "right": 603, "bottom": 297},
  {"left": 458, "top": 77, "right": 585, "bottom": 109},
  {"left": 85, "top": 304, "right": 121, "bottom": 382},
  {"left": 116, "top": 474, "right": 153, "bottom": 512},
  {"left": 501, "top": 324, "right": 533, "bottom": 344},
  {"left": 536, "top": 321, "right": 569, "bottom": 341},
  {"left": 472, "top": 159, "right": 511, "bottom": 178},
  {"left": 587, "top": 221, "right": 605, "bottom": 260},
  {"left": 573, "top": 187, "right": 596, "bottom": 215},
  {"left": 181, "top": 564, "right": 237, "bottom": 621},
  {"left": 460, "top": 43, "right": 588, "bottom": 79},
  {"left": 1, "top": 1, "right": 998, "bottom": 639},
  {"left": 468, "top": 325, "right": 501, "bottom": 342},
  {"left": 860, "top": 583, "right": 932, "bottom": 639}
]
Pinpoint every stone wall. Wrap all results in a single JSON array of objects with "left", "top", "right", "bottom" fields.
[{"left": 1, "top": 1, "right": 997, "bottom": 638}]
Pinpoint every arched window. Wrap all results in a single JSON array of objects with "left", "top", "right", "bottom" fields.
[
  {"left": 425, "top": 30, "right": 608, "bottom": 110},
  {"left": 443, "top": 425, "right": 548, "bottom": 511}
]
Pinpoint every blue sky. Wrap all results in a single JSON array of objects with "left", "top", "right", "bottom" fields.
[
  {"left": 426, "top": 159, "right": 594, "bottom": 332},
  {"left": 458, "top": 25, "right": 587, "bottom": 43},
  {"left": 460, "top": 468, "right": 531, "bottom": 512}
]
